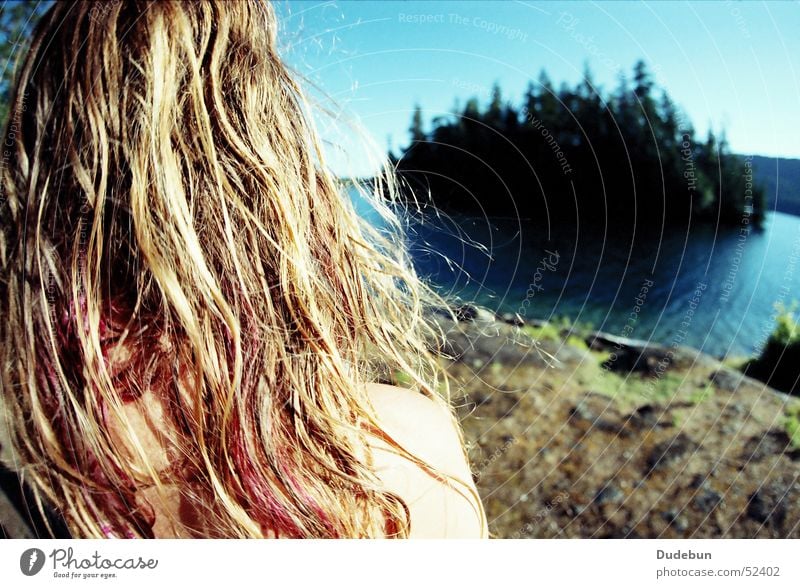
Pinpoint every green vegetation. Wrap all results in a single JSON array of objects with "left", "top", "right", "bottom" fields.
[
  {"left": 522, "top": 316, "right": 592, "bottom": 338},
  {"left": 721, "top": 355, "right": 751, "bottom": 371},
  {"left": 746, "top": 302, "right": 800, "bottom": 395},
  {"left": 393, "top": 61, "right": 766, "bottom": 229},
  {"left": 785, "top": 403, "right": 800, "bottom": 450},
  {"left": 521, "top": 317, "right": 591, "bottom": 351},
  {"left": 689, "top": 383, "right": 715, "bottom": 405},
  {"left": 566, "top": 335, "right": 589, "bottom": 351},
  {"left": 490, "top": 361, "right": 504, "bottom": 376},
  {"left": 521, "top": 322, "right": 563, "bottom": 343},
  {"left": 579, "top": 362, "right": 686, "bottom": 407},
  {"left": 393, "top": 370, "right": 414, "bottom": 387}
]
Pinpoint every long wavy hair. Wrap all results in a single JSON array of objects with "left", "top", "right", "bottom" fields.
[{"left": 0, "top": 0, "right": 473, "bottom": 538}]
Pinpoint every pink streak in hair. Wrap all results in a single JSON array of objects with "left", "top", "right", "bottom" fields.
[
  {"left": 228, "top": 410, "right": 337, "bottom": 538},
  {"left": 38, "top": 292, "right": 155, "bottom": 537}
]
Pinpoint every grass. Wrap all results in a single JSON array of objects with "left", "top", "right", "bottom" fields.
[
  {"left": 393, "top": 370, "right": 413, "bottom": 387},
  {"left": 784, "top": 402, "right": 800, "bottom": 450},
  {"left": 721, "top": 355, "right": 751, "bottom": 371},
  {"left": 520, "top": 316, "right": 594, "bottom": 350},
  {"left": 579, "top": 362, "right": 688, "bottom": 407},
  {"left": 689, "top": 383, "right": 715, "bottom": 405},
  {"left": 592, "top": 349, "right": 614, "bottom": 365},
  {"left": 566, "top": 335, "right": 589, "bottom": 351},
  {"left": 521, "top": 322, "right": 563, "bottom": 343},
  {"left": 391, "top": 369, "right": 452, "bottom": 395}
]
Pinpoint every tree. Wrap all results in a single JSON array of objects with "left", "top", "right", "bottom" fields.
[
  {"left": 486, "top": 82, "right": 503, "bottom": 127},
  {"left": 408, "top": 104, "right": 426, "bottom": 144},
  {"left": 463, "top": 97, "right": 480, "bottom": 121},
  {"left": 633, "top": 60, "right": 654, "bottom": 101},
  {"left": 393, "top": 61, "right": 767, "bottom": 230},
  {"left": 533, "top": 70, "right": 559, "bottom": 125}
]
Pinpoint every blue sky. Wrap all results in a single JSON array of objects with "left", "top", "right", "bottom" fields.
[{"left": 275, "top": 1, "right": 800, "bottom": 177}]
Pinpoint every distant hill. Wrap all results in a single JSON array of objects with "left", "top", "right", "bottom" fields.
[{"left": 750, "top": 155, "right": 800, "bottom": 217}]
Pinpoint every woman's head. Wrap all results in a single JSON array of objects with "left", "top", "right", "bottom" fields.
[{"left": 0, "top": 0, "right": 450, "bottom": 538}]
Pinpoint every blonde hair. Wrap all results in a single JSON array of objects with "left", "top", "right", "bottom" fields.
[{"left": 0, "top": 0, "right": 470, "bottom": 538}]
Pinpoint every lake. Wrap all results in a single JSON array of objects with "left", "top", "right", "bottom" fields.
[{"left": 353, "top": 189, "right": 800, "bottom": 359}]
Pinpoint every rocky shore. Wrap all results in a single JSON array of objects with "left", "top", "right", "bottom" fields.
[{"left": 433, "top": 305, "right": 800, "bottom": 538}]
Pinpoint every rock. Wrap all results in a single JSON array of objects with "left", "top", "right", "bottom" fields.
[
  {"left": 429, "top": 305, "right": 800, "bottom": 538},
  {"left": 740, "top": 430, "right": 800, "bottom": 462},
  {"left": 661, "top": 510, "right": 689, "bottom": 532},
  {"left": 430, "top": 306, "right": 622, "bottom": 369},
  {"left": 428, "top": 305, "right": 457, "bottom": 322},
  {"left": 590, "top": 332, "right": 718, "bottom": 375},
  {"left": 500, "top": 312, "right": 525, "bottom": 327},
  {"left": 728, "top": 403, "right": 745, "bottom": 415},
  {"left": 645, "top": 433, "right": 699, "bottom": 475},
  {"left": 621, "top": 525, "right": 641, "bottom": 538},
  {"left": 745, "top": 479, "right": 797, "bottom": 532},
  {"left": 688, "top": 474, "right": 707, "bottom": 489},
  {"left": 454, "top": 304, "right": 479, "bottom": 322},
  {"left": 546, "top": 340, "right": 595, "bottom": 365},
  {"left": 588, "top": 332, "right": 648, "bottom": 352},
  {"left": 453, "top": 303, "right": 497, "bottom": 324},
  {"left": 693, "top": 488, "right": 723, "bottom": 513},
  {"left": 710, "top": 368, "right": 745, "bottom": 392},
  {"left": 443, "top": 325, "right": 560, "bottom": 368},
  {"left": 470, "top": 392, "right": 490, "bottom": 407},
  {"left": 594, "top": 484, "right": 624, "bottom": 505},
  {"left": 569, "top": 394, "right": 627, "bottom": 435},
  {"left": 627, "top": 404, "right": 670, "bottom": 430},
  {"left": 589, "top": 333, "right": 669, "bottom": 374},
  {"left": 746, "top": 490, "right": 787, "bottom": 528}
]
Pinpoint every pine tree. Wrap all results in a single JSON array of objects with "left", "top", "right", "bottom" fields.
[{"left": 408, "top": 104, "right": 426, "bottom": 144}]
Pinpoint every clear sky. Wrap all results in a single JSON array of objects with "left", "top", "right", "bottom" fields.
[{"left": 275, "top": 0, "right": 800, "bottom": 178}]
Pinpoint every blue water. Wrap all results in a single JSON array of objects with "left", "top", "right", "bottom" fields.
[{"left": 351, "top": 189, "right": 800, "bottom": 358}]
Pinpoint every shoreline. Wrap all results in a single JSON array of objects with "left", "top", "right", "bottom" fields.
[{"left": 430, "top": 304, "right": 800, "bottom": 538}]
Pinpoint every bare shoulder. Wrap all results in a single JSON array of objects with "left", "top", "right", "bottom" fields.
[{"left": 365, "top": 383, "right": 488, "bottom": 538}]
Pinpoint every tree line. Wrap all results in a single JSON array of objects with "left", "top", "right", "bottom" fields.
[{"left": 391, "top": 61, "right": 765, "bottom": 229}]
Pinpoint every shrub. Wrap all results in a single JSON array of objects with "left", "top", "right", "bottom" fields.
[
  {"left": 785, "top": 403, "right": 800, "bottom": 450},
  {"left": 747, "top": 302, "right": 800, "bottom": 395}
]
